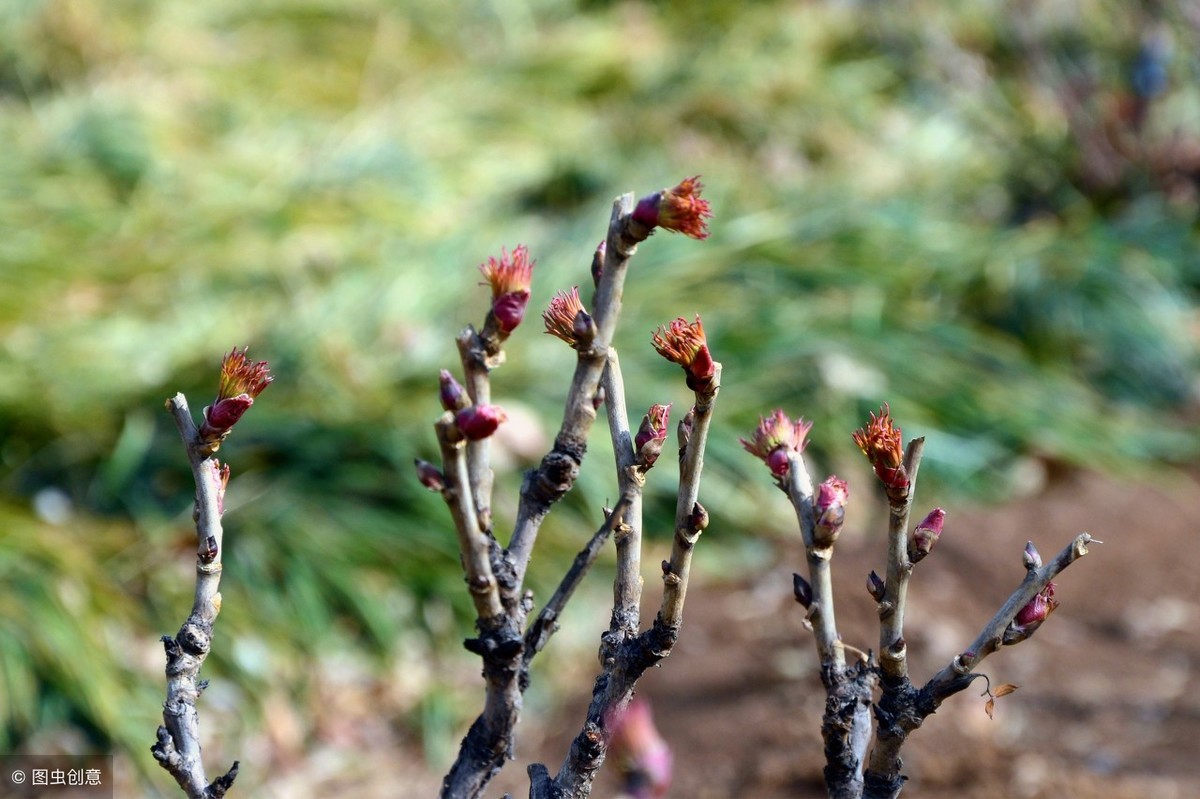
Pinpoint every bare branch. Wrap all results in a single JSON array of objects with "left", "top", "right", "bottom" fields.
[
  {"left": 506, "top": 194, "right": 651, "bottom": 590},
  {"left": 600, "top": 349, "right": 645, "bottom": 641},
  {"left": 862, "top": 531, "right": 1095, "bottom": 799},
  {"left": 784, "top": 450, "right": 845, "bottom": 676},
  {"left": 456, "top": 328, "right": 500, "bottom": 534},
  {"left": 151, "top": 393, "right": 240, "bottom": 799},
  {"left": 877, "top": 437, "right": 925, "bottom": 683},
  {"left": 436, "top": 412, "right": 504, "bottom": 621}
]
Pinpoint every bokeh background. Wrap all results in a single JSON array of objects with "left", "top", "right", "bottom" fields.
[{"left": 2, "top": 0, "right": 1198, "bottom": 796}]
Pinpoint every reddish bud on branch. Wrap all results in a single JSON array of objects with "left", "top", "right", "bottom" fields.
[
  {"left": 542, "top": 287, "right": 595, "bottom": 348},
  {"left": 454, "top": 404, "right": 508, "bottom": 441},
  {"left": 852, "top": 403, "right": 909, "bottom": 499},
  {"left": 479, "top": 245, "right": 534, "bottom": 335},
  {"left": 634, "top": 403, "right": 672, "bottom": 469},
  {"left": 414, "top": 458, "right": 445, "bottom": 492},
  {"left": 909, "top": 507, "right": 945, "bottom": 563},
  {"left": 632, "top": 176, "right": 713, "bottom": 240},
  {"left": 740, "top": 409, "right": 813, "bottom": 478},
  {"left": 813, "top": 475, "right": 849, "bottom": 546},
  {"left": 651, "top": 315, "right": 716, "bottom": 394},
  {"left": 439, "top": 369, "right": 469, "bottom": 412},
  {"left": 199, "top": 347, "right": 273, "bottom": 449},
  {"left": 1004, "top": 583, "right": 1059, "bottom": 644}
]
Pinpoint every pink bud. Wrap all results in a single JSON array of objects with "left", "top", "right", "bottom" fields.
[
  {"left": 202, "top": 395, "right": 254, "bottom": 436},
  {"left": 741, "top": 409, "right": 812, "bottom": 478},
  {"left": 634, "top": 404, "right": 672, "bottom": 469},
  {"left": 813, "top": 476, "right": 849, "bottom": 546},
  {"left": 454, "top": 404, "right": 507, "bottom": 441},
  {"left": 908, "top": 507, "right": 945, "bottom": 563},
  {"left": 439, "top": 370, "right": 469, "bottom": 412},
  {"left": 491, "top": 290, "right": 530, "bottom": 334},
  {"left": 1005, "top": 583, "right": 1059, "bottom": 645},
  {"left": 414, "top": 458, "right": 445, "bottom": 492},
  {"left": 631, "top": 176, "right": 712, "bottom": 240}
]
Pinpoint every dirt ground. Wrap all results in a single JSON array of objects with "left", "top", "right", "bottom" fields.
[
  {"left": 132, "top": 468, "right": 1199, "bottom": 797},
  {"left": 487, "top": 468, "right": 1200, "bottom": 799}
]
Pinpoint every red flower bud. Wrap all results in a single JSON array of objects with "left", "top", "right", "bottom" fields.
[
  {"left": 909, "top": 507, "right": 945, "bottom": 563},
  {"left": 740, "top": 409, "right": 812, "bottom": 478},
  {"left": 852, "top": 403, "right": 909, "bottom": 498},
  {"left": 542, "top": 287, "right": 594, "bottom": 348},
  {"left": 651, "top": 315, "right": 716, "bottom": 393},
  {"left": 632, "top": 176, "right": 713, "bottom": 240},
  {"left": 813, "top": 476, "right": 849, "bottom": 546},
  {"left": 634, "top": 403, "right": 672, "bottom": 469},
  {"left": 479, "top": 245, "right": 534, "bottom": 335},
  {"left": 1004, "top": 583, "right": 1059, "bottom": 644},
  {"left": 454, "top": 404, "right": 507, "bottom": 440},
  {"left": 199, "top": 347, "right": 273, "bottom": 447}
]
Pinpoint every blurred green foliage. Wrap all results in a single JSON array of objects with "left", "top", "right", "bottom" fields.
[{"left": 1, "top": 0, "right": 1197, "bottom": 791}]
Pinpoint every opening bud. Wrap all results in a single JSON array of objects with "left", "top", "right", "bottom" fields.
[
  {"left": 852, "top": 403, "right": 909, "bottom": 498},
  {"left": 631, "top": 176, "right": 713, "bottom": 240},
  {"left": 634, "top": 403, "right": 672, "bottom": 469},
  {"left": 479, "top": 245, "right": 534, "bottom": 335},
  {"left": 740, "top": 409, "right": 812, "bottom": 478},
  {"left": 813, "top": 476, "right": 849, "bottom": 546},
  {"left": 651, "top": 316, "right": 717, "bottom": 394}
]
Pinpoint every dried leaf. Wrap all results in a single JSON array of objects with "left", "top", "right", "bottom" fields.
[
  {"left": 984, "top": 697, "right": 995, "bottom": 719},
  {"left": 993, "top": 683, "right": 1019, "bottom": 698}
]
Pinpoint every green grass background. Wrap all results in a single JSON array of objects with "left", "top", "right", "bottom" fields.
[{"left": 1, "top": 0, "right": 1197, "bottom": 793}]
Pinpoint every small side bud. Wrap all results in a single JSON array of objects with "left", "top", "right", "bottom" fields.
[
  {"left": 812, "top": 476, "right": 849, "bottom": 546},
  {"left": 908, "top": 507, "right": 945, "bottom": 563},
  {"left": 439, "top": 369, "right": 469, "bottom": 412},
  {"left": 591, "top": 240, "right": 606, "bottom": 287},
  {"left": 543, "top": 287, "right": 593, "bottom": 348},
  {"left": 414, "top": 458, "right": 445, "bottom": 492},
  {"left": 867, "top": 570, "right": 886, "bottom": 602},
  {"left": 677, "top": 408, "right": 694, "bottom": 464},
  {"left": 634, "top": 403, "right": 672, "bottom": 469},
  {"left": 792, "top": 573, "right": 813, "bottom": 608},
  {"left": 454, "top": 404, "right": 507, "bottom": 441},
  {"left": 1023, "top": 540, "right": 1042, "bottom": 570},
  {"left": 688, "top": 502, "right": 709, "bottom": 532}
]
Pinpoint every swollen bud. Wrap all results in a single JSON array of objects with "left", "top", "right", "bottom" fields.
[
  {"left": 634, "top": 404, "right": 672, "bottom": 470},
  {"left": 439, "top": 369, "right": 469, "bottom": 412},
  {"left": 414, "top": 458, "right": 445, "bottom": 492},
  {"left": 1004, "top": 583, "right": 1059, "bottom": 645},
  {"left": 454, "top": 404, "right": 507, "bottom": 440},
  {"left": 812, "top": 476, "right": 849, "bottom": 546},
  {"left": 908, "top": 507, "right": 945, "bottom": 563},
  {"left": 688, "top": 502, "right": 709, "bottom": 532}
]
